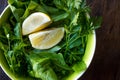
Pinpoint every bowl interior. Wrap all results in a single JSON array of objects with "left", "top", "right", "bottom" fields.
[{"left": 0, "top": 6, "right": 96, "bottom": 80}]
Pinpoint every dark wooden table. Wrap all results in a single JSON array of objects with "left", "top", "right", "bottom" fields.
[{"left": 0, "top": 0, "right": 120, "bottom": 80}]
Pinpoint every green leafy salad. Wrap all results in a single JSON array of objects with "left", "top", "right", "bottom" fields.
[{"left": 0, "top": 0, "right": 101, "bottom": 80}]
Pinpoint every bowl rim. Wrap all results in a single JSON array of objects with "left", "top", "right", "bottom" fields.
[
  {"left": 0, "top": 5, "right": 10, "bottom": 19},
  {"left": 0, "top": 5, "right": 96, "bottom": 80}
]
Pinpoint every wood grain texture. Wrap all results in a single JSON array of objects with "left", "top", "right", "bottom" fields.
[
  {"left": 80, "top": 0, "right": 120, "bottom": 80},
  {"left": 0, "top": 0, "right": 120, "bottom": 80}
]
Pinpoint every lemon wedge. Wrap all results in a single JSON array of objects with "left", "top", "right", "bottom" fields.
[
  {"left": 29, "top": 27, "right": 64, "bottom": 49},
  {"left": 22, "top": 12, "right": 52, "bottom": 35}
]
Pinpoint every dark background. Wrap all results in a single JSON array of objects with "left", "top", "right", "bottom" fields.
[{"left": 0, "top": 0, "right": 120, "bottom": 80}]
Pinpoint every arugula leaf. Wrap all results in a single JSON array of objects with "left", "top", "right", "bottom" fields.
[
  {"left": 72, "top": 60, "right": 86, "bottom": 72},
  {"left": 0, "top": 14, "right": 28, "bottom": 76},
  {"left": 0, "top": 0, "right": 101, "bottom": 79},
  {"left": 9, "top": 5, "right": 25, "bottom": 21},
  {"left": 27, "top": 53, "right": 72, "bottom": 80},
  {"left": 52, "top": 12, "right": 69, "bottom": 22},
  {"left": 21, "top": 1, "right": 47, "bottom": 21},
  {"left": 28, "top": 57, "right": 58, "bottom": 80},
  {"left": 74, "top": 0, "right": 82, "bottom": 9},
  {"left": 14, "top": 23, "right": 22, "bottom": 39}
]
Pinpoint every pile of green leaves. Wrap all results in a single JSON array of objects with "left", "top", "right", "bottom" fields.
[{"left": 0, "top": 0, "right": 101, "bottom": 80}]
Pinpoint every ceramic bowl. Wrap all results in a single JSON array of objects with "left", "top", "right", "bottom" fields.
[{"left": 0, "top": 6, "right": 96, "bottom": 80}]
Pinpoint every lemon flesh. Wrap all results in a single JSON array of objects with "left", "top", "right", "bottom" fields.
[
  {"left": 22, "top": 12, "right": 52, "bottom": 35},
  {"left": 29, "top": 27, "right": 64, "bottom": 49}
]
